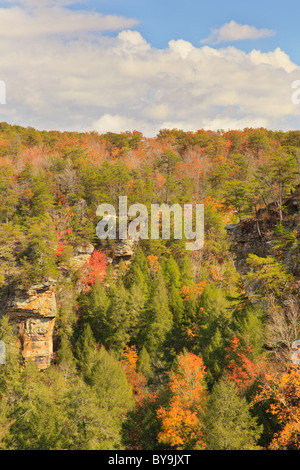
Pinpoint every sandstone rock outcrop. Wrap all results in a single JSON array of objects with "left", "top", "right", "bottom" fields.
[
  {"left": 100, "top": 238, "right": 139, "bottom": 278},
  {"left": 5, "top": 278, "right": 57, "bottom": 369},
  {"left": 69, "top": 243, "right": 94, "bottom": 271}
]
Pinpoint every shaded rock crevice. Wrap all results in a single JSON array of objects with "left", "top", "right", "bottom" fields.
[{"left": 226, "top": 186, "right": 300, "bottom": 304}]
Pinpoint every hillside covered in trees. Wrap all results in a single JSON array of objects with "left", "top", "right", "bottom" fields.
[{"left": 0, "top": 122, "right": 299, "bottom": 450}]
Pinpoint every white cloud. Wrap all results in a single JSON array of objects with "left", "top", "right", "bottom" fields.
[
  {"left": 0, "top": 2, "right": 138, "bottom": 38},
  {"left": 0, "top": 3, "right": 300, "bottom": 137},
  {"left": 201, "top": 20, "right": 275, "bottom": 45},
  {"left": 249, "top": 48, "right": 298, "bottom": 73},
  {"left": 168, "top": 39, "right": 195, "bottom": 59},
  {"left": 93, "top": 114, "right": 158, "bottom": 136},
  {"left": 117, "top": 30, "right": 151, "bottom": 53}
]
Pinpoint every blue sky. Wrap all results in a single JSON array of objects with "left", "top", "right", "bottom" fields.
[
  {"left": 0, "top": 0, "right": 300, "bottom": 135},
  {"left": 83, "top": 0, "right": 299, "bottom": 60}
]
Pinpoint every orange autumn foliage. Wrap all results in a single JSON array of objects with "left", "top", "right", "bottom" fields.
[
  {"left": 157, "top": 353, "right": 207, "bottom": 450},
  {"left": 202, "top": 196, "right": 235, "bottom": 225},
  {"left": 251, "top": 364, "right": 300, "bottom": 449},
  {"left": 121, "top": 346, "right": 147, "bottom": 399},
  {"left": 147, "top": 255, "right": 160, "bottom": 274},
  {"left": 179, "top": 281, "right": 207, "bottom": 301},
  {"left": 225, "top": 336, "right": 265, "bottom": 394}
]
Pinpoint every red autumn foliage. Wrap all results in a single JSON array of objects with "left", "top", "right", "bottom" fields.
[
  {"left": 55, "top": 228, "right": 73, "bottom": 258},
  {"left": 225, "top": 336, "right": 265, "bottom": 393},
  {"left": 80, "top": 249, "right": 107, "bottom": 289}
]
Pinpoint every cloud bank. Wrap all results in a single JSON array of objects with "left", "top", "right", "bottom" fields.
[{"left": 0, "top": 3, "right": 300, "bottom": 136}]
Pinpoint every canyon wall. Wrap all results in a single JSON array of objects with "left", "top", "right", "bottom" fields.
[{"left": 7, "top": 186, "right": 300, "bottom": 370}]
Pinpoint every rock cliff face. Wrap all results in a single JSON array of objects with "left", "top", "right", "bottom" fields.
[
  {"left": 101, "top": 238, "right": 139, "bottom": 278},
  {"left": 5, "top": 279, "right": 57, "bottom": 369}
]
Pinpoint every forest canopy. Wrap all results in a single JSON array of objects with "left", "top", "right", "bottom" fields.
[{"left": 0, "top": 123, "right": 299, "bottom": 450}]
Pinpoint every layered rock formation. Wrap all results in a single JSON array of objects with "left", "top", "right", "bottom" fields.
[{"left": 6, "top": 279, "right": 57, "bottom": 369}]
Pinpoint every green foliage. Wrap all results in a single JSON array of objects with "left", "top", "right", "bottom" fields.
[
  {"left": 4, "top": 362, "right": 67, "bottom": 450},
  {"left": 223, "top": 179, "right": 260, "bottom": 220},
  {"left": 227, "top": 132, "right": 243, "bottom": 155},
  {"left": 155, "top": 150, "right": 184, "bottom": 203},
  {"left": 104, "top": 131, "right": 143, "bottom": 155},
  {"left": 64, "top": 377, "right": 120, "bottom": 450},
  {"left": 256, "top": 150, "right": 298, "bottom": 218},
  {"left": 0, "top": 163, "right": 18, "bottom": 223},
  {"left": 196, "top": 284, "right": 233, "bottom": 387},
  {"left": 245, "top": 254, "right": 294, "bottom": 301},
  {"left": 104, "top": 279, "right": 139, "bottom": 355},
  {"left": 248, "top": 130, "right": 271, "bottom": 158},
  {"left": 0, "top": 223, "right": 25, "bottom": 287},
  {"left": 205, "top": 376, "right": 262, "bottom": 450},
  {"left": 0, "top": 316, "right": 21, "bottom": 392},
  {"left": 31, "top": 171, "right": 55, "bottom": 217},
  {"left": 78, "top": 279, "right": 109, "bottom": 343},
  {"left": 122, "top": 392, "right": 164, "bottom": 450},
  {"left": 18, "top": 215, "right": 59, "bottom": 285},
  {"left": 124, "top": 246, "right": 149, "bottom": 294},
  {"left": 0, "top": 318, "right": 134, "bottom": 449},
  {"left": 55, "top": 331, "right": 77, "bottom": 379},
  {"left": 142, "top": 268, "right": 173, "bottom": 362},
  {"left": 272, "top": 224, "right": 299, "bottom": 259},
  {"left": 231, "top": 303, "right": 265, "bottom": 359}
]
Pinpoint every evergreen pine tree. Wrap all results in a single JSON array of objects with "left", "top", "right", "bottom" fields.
[
  {"left": 55, "top": 331, "right": 77, "bottom": 380},
  {"left": 105, "top": 279, "right": 135, "bottom": 355},
  {"left": 137, "top": 346, "right": 152, "bottom": 377},
  {"left": 205, "top": 376, "right": 262, "bottom": 450},
  {"left": 64, "top": 376, "right": 119, "bottom": 450},
  {"left": 5, "top": 361, "right": 66, "bottom": 450},
  {"left": 88, "top": 346, "right": 133, "bottom": 417},
  {"left": 143, "top": 269, "right": 173, "bottom": 362},
  {"left": 179, "top": 255, "right": 194, "bottom": 287},
  {"left": 76, "top": 324, "right": 98, "bottom": 381},
  {"left": 79, "top": 278, "right": 109, "bottom": 344},
  {"left": 124, "top": 246, "right": 149, "bottom": 295}
]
